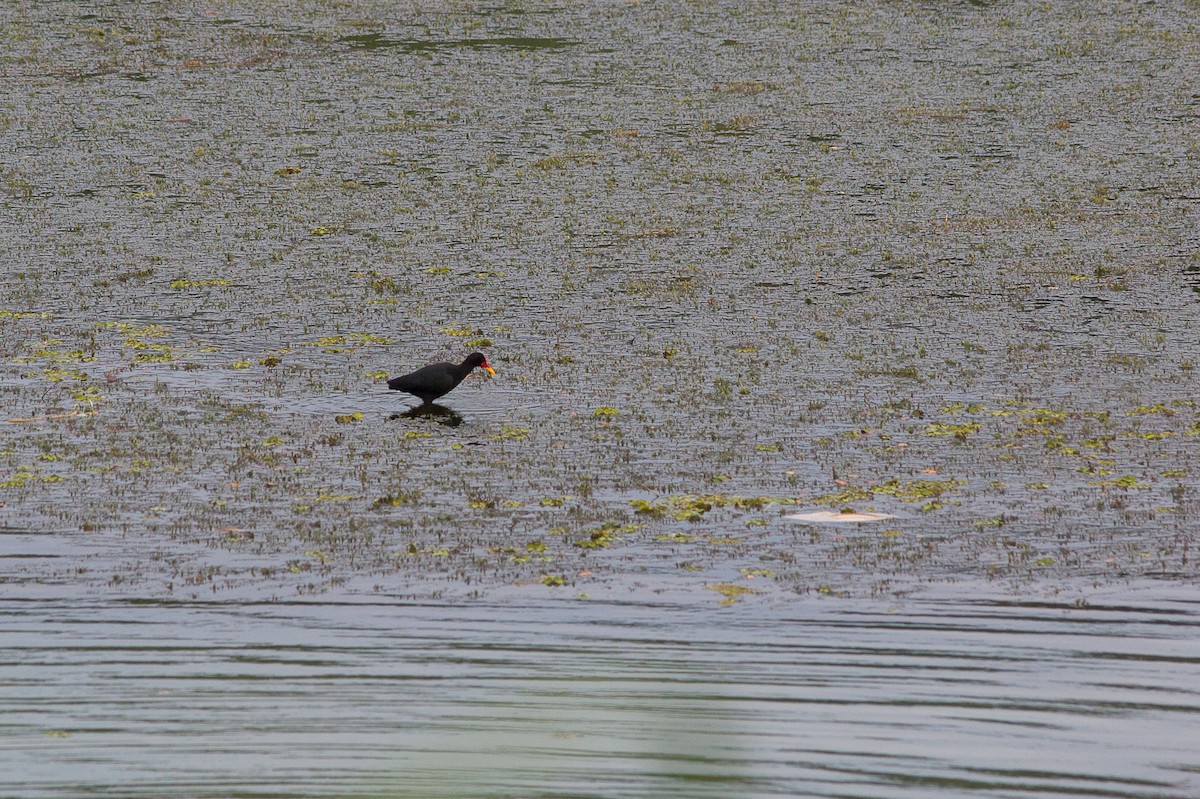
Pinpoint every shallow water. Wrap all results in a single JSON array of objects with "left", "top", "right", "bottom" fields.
[
  {"left": 4, "top": 585, "right": 1199, "bottom": 798},
  {"left": 3, "top": 0, "right": 1199, "bottom": 600},
  {"left": 2, "top": 2, "right": 1200, "bottom": 794}
]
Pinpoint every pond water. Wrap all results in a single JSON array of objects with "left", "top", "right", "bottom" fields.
[
  {"left": 3, "top": 1, "right": 1200, "bottom": 795},
  {"left": 3, "top": 578, "right": 1198, "bottom": 798}
]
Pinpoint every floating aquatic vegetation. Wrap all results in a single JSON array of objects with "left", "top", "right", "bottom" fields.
[
  {"left": 941, "top": 402, "right": 988, "bottom": 414},
  {"left": 400, "top": 545, "right": 452, "bottom": 558},
  {"left": 924, "top": 422, "right": 981, "bottom": 439},
  {"left": 808, "top": 486, "right": 874, "bottom": 506},
  {"left": 1126, "top": 404, "right": 1176, "bottom": 418},
  {"left": 1089, "top": 475, "right": 1149, "bottom": 489},
  {"left": 656, "top": 532, "right": 696, "bottom": 542},
  {"left": 631, "top": 494, "right": 790, "bottom": 522},
  {"left": 373, "top": 491, "right": 420, "bottom": 508},
  {"left": 871, "top": 478, "right": 964, "bottom": 503},
  {"left": 349, "top": 333, "right": 396, "bottom": 346},
  {"left": 42, "top": 367, "right": 88, "bottom": 383},
  {"left": 169, "top": 278, "right": 231, "bottom": 290},
  {"left": 576, "top": 521, "right": 640, "bottom": 549},
  {"left": 0, "top": 466, "right": 65, "bottom": 488},
  {"left": 707, "top": 583, "right": 757, "bottom": 605},
  {"left": 532, "top": 152, "right": 597, "bottom": 170},
  {"left": 0, "top": 310, "right": 50, "bottom": 320}
]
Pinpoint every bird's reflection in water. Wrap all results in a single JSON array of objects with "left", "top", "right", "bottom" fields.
[{"left": 390, "top": 403, "right": 465, "bottom": 428}]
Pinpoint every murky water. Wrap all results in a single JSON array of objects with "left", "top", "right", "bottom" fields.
[
  {"left": 4, "top": 584, "right": 1198, "bottom": 798},
  {"left": 3, "top": 2, "right": 1200, "bottom": 794},
  {"left": 3, "top": 0, "right": 1199, "bottom": 599}
]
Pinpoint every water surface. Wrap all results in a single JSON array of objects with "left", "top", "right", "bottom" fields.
[
  {"left": 3, "top": 584, "right": 1198, "bottom": 798},
  {"left": 2, "top": 2, "right": 1200, "bottom": 795}
]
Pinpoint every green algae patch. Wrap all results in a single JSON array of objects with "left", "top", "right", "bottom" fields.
[
  {"left": 809, "top": 485, "right": 875, "bottom": 506},
  {"left": 707, "top": 583, "right": 758, "bottom": 605},
  {"left": 1089, "top": 475, "right": 1150, "bottom": 489},
  {"left": 630, "top": 499, "right": 665, "bottom": 517},
  {"left": 873, "top": 478, "right": 964, "bottom": 503},
  {"left": 93, "top": 321, "right": 187, "bottom": 364},
  {"left": 170, "top": 277, "right": 232, "bottom": 290},
  {"left": 809, "top": 478, "right": 963, "bottom": 510},
  {"left": 349, "top": 333, "right": 396, "bottom": 346},
  {"left": 493, "top": 426, "right": 530, "bottom": 441},
  {"left": 1126, "top": 404, "right": 1176, "bottom": 418},
  {"left": 400, "top": 545, "right": 452, "bottom": 558},
  {"left": 631, "top": 493, "right": 792, "bottom": 522},
  {"left": 656, "top": 532, "right": 696, "bottom": 543},
  {"left": 925, "top": 422, "right": 981, "bottom": 439},
  {"left": 14, "top": 341, "right": 96, "bottom": 366},
  {"left": 1, "top": 464, "right": 68, "bottom": 488},
  {"left": 41, "top": 367, "right": 88, "bottom": 383},
  {"left": 940, "top": 402, "right": 989, "bottom": 414},
  {"left": 576, "top": 521, "right": 641, "bottom": 549},
  {"left": 0, "top": 310, "right": 51, "bottom": 321}
]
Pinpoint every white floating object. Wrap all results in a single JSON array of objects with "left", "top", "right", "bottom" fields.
[{"left": 785, "top": 510, "right": 896, "bottom": 523}]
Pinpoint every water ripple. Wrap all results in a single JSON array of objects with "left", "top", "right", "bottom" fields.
[{"left": 1, "top": 592, "right": 1197, "bottom": 798}]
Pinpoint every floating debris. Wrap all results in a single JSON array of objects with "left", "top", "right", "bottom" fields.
[{"left": 785, "top": 510, "right": 898, "bottom": 523}]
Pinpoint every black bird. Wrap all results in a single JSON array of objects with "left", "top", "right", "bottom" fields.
[{"left": 387, "top": 352, "right": 495, "bottom": 405}]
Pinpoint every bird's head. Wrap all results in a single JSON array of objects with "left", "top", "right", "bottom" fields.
[{"left": 469, "top": 352, "right": 496, "bottom": 376}]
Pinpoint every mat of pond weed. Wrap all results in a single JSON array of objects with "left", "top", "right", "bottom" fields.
[{"left": 2, "top": 1, "right": 1198, "bottom": 605}]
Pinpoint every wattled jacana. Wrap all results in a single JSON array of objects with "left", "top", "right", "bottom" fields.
[{"left": 387, "top": 352, "right": 495, "bottom": 404}]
